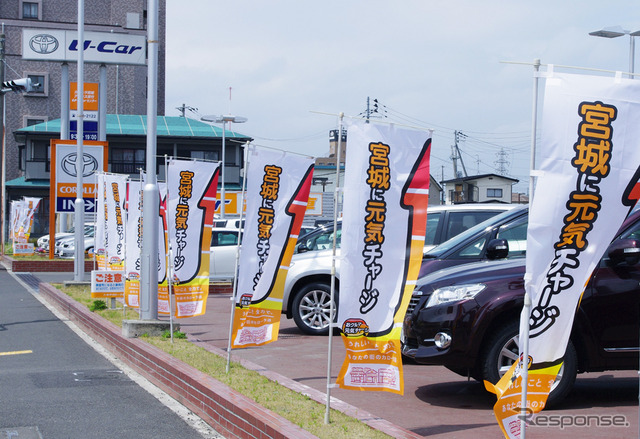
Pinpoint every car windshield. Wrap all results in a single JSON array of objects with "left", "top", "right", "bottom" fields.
[{"left": 424, "top": 206, "right": 527, "bottom": 258}]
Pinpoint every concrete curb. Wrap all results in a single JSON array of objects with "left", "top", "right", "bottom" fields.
[{"left": 37, "top": 279, "right": 421, "bottom": 439}]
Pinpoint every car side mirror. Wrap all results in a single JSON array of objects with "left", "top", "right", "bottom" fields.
[
  {"left": 607, "top": 239, "right": 640, "bottom": 266},
  {"left": 486, "top": 239, "right": 509, "bottom": 260},
  {"left": 297, "top": 242, "right": 310, "bottom": 253}
]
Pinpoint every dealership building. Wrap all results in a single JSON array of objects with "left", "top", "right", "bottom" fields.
[{"left": 0, "top": 2, "right": 253, "bottom": 236}]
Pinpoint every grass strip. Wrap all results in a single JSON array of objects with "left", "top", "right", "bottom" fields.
[{"left": 57, "top": 284, "right": 391, "bottom": 439}]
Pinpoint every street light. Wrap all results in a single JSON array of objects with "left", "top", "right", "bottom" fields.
[
  {"left": 200, "top": 114, "right": 247, "bottom": 219},
  {"left": 589, "top": 26, "right": 640, "bottom": 78}
]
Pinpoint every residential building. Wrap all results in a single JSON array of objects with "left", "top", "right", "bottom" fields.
[{"left": 441, "top": 173, "right": 518, "bottom": 204}]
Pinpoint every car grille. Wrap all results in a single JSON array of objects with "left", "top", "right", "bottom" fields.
[
  {"left": 407, "top": 296, "right": 420, "bottom": 314},
  {"left": 406, "top": 291, "right": 430, "bottom": 314}
]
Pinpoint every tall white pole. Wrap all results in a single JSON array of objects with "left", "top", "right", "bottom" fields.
[
  {"left": 140, "top": 0, "right": 159, "bottom": 319},
  {"left": 520, "top": 58, "right": 540, "bottom": 438},
  {"left": 325, "top": 112, "right": 343, "bottom": 424},
  {"left": 220, "top": 122, "right": 226, "bottom": 219},
  {"left": 630, "top": 35, "right": 635, "bottom": 78},
  {"left": 74, "top": 0, "right": 85, "bottom": 282}
]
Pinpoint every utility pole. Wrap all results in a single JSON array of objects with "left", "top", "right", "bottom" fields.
[{"left": 451, "top": 130, "right": 468, "bottom": 178}]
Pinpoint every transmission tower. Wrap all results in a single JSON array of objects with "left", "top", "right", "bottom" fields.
[{"left": 494, "top": 147, "right": 510, "bottom": 175}]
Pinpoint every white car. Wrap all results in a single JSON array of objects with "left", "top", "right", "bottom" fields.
[
  {"left": 283, "top": 203, "right": 519, "bottom": 335},
  {"left": 38, "top": 224, "right": 95, "bottom": 252},
  {"left": 54, "top": 227, "right": 96, "bottom": 258},
  {"left": 209, "top": 228, "right": 241, "bottom": 280}
]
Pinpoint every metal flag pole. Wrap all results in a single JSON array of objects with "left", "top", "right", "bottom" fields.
[
  {"left": 519, "top": 58, "right": 541, "bottom": 438},
  {"left": 164, "top": 157, "right": 175, "bottom": 343},
  {"left": 325, "top": 112, "right": 344, "bottom": 424},
  {"left": 226, "top": 143, "right": 250, "bottom": 373},
  {"left": 74, "top": 0, "right": 86, "bottom": 282}
]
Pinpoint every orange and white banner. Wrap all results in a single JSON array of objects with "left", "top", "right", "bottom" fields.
[
  {"left": 124, "top": 178, "right": 143, "bottom": 307},
  {"left": 104, "top": 174, "right": 127, "bottom": 270},
  {"left": 167, "top": 158, "right": 220, "bottom": 318},
  {"left": 231, "top": 146, "right": 314, "bottom": 348},
  {"left": 124, "top": 179, "right": 169, "bottom": 310},
  {"left": 336, "top": 121, "right": 432, "bottom": 394},
  {"left": 95, "top": 173, "right": 107, "bottom": 269},
  {"left": 487, "top": 72, "right": 640, "bottom": 438}
]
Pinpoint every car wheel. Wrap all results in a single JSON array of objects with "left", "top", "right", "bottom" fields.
[
  {"left": 291, "top": 282, "right": 337, "bottom": 335},
  {"left": 481, "top": 321, "right": 577, "bottom": 407}
]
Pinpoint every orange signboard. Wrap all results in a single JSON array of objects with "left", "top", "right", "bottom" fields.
[{"left": 70, "top": 82, "right": 99, "bottom": 112}]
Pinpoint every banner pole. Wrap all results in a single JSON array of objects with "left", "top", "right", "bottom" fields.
[
  {"left": 226, "top": 143, "right": 250, "bottom": 373},
  {"left": 325, "top": 112, "right": 344, "bottom": 424},
  {"left": 519, "top": 58, "right": 541, "bottom": 437},
  {"left": 164, "top": 157, "right": 175, "bottom": 342}
]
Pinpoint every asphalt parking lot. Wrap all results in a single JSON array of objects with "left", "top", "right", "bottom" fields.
[{"left": 180, "top": 293, "right": 639, "bottom": 439}]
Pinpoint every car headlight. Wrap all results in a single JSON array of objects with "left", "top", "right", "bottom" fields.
[{"left": 425, "top": 284, "right": 486, "bottom": 308}]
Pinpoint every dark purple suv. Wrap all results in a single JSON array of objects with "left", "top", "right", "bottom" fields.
[{"left": 402, "top": 208, "right": 640, "bottom": 405}]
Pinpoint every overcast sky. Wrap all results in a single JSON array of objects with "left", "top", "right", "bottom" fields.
[{"left": 165, "top": 1, "right": 640, "bottom": 193}]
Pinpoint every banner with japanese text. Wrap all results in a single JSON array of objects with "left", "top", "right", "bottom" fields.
[
  {"left": 125, "top": 178, "right": 143, "bottom": 307},
  {"left": 231, "top": 146, "right": 314, "bottom": 348},
  {"left": 124, "top": 180, "right": 169, "bottom": 311},
  {"left": 10, "top": 198, "right": 40, "bottom": 254},
  {"left": 167, "top": 158, "right": 220, "bottom": 318},
  {"left": 104, "top": 174, "right": 127, "bottom": 270},
  {"left": 336, "top": 121, "right": 432, "bottom": 394},
  {"left": 486, "top": 72, "right": 640, "bottom": 438},
  {"left": 157, "top": 183, "right": 170, "bottom": 315},
  {"left": 95, "top": 173, "right": 107, "bottom": 269}
]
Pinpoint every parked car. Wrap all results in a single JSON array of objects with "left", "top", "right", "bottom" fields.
[
  {"left": 402, "top": 208, "right": 640, "bottom": 406},
  {"left": 209, "top": 228, "right": 241, "bottom": 280},
  {"left": 37, "top": 224, "right": 95, "bottom": 252},
  {"left": 284, "top": 203, "right": 519, "bottom": 335},
  {"left": 54, "top": 227, "right": 96, "bottom": 258},
  {"left": 213, "top": 218, "right": 244, "bottom": 229}
]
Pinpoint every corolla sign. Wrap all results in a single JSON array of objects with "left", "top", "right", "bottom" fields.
[
  {"left": 22, "top": 29, "right": 146, "bottom": 65},
  {"left": 53, "top": 141, "right": 106, "bottom": 213}
]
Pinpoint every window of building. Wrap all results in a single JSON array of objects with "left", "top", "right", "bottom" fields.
[
  {"left": 27, "top": 74, "right": 46, "bottom": 94},
  {"left": 111, "top": 148, "right": 145, "bottom": 174},
  {"left": 487, "top": 188, "right": 503, "bottom": 198},
  {"left": 191, "top": 150, "right": 218, "bottom": 161},
  {"left": 20, "top": 1, "right": 41, "bottom": 20}
]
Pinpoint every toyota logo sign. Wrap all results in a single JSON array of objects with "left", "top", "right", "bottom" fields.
[
  {"left": 29, "top": 34, "right": 59, "bottom": 54},
  {"left": 61, "top": 153, "right": 99, "bottom": 177}
]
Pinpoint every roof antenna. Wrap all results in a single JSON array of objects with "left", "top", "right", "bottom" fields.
[{"left": 228, "top": 86, "right": 232, "bottom": 114}]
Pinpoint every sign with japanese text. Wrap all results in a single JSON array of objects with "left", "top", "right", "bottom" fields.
[
  {"left": 167, "top": 158, "right": 220, "bottom": 318},
  {"left": 231, "top": 146, "right": 314, "bottom": 348},
  {"left": 70, "top": 82, "right": 99, "bottom": 141},
  {"left": 104, "top": 174, "right": 127, "bottom": 270},
  {"left": 486, "top": 72, "right": 640, "bottom": 438},
  {"left": 91, "top": 270, "right": 125, "bottom": 296},
  {"left": 336, "top": 121, "right": 432, "bottom": 394}
]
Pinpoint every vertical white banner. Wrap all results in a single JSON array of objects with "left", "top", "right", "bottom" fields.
[
  {"left": 166, "top": 158, "right": 220, "bottom": 318},
  {"left": 104, "top": 174, "right": 127, "bottom": 270},
  {"left": 488, "top": 72, "right": 640, "bottom": 438},
  {"left": 95, "top": 173, "right": 107, "bottom": 269},
  {"left": 231, "top": 145, "right": 314, "bottom": 348},
  {"left": 336, "top": 121, "right": 432, "bottom": 394}
]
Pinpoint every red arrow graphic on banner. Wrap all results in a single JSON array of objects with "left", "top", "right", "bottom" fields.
[{"left": 197, "top": 167, "right": 221, "bottom": 275}]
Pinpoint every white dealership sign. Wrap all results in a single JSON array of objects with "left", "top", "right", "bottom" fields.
[{"left": 22, "top": 29, "right": 146, "bottom": 65}]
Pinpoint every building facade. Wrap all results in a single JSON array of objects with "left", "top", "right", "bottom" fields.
[{"left": 0, "top": 0, "right": 166, "bottom": 183}]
